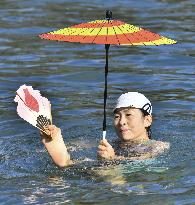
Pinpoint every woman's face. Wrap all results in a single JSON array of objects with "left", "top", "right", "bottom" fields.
[{"left": 114, "top": 108, "right": 152, "bottom": 142}]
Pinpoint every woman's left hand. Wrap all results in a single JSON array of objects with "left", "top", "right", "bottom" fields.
[{"left": 97, "top": 139, "right": 115, "bottom": 160}]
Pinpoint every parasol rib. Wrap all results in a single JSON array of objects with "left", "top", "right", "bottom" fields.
[
  {"left": 124, "top": 25, "right": 158, "bottom": 46},
  {"left": 120, "top": 24, "right": 147, "bottom": 46},
  {"left": 109, "top": 20, "right": 122, "bottom": 45},
  {"left": 80, "top": 21, "right": 105, "bottom": 43},
  {"left": 126, "top": 25, "right": 158, "bottom": 46},
  {"left": 92, "top": 20, "right": 108, "bottom": 44}
]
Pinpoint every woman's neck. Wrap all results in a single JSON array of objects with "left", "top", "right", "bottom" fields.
[{"left": 121, "top": 134, "right": 150, "bottom": 145}]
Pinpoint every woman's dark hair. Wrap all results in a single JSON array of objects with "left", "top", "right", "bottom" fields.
[{"left": 140, "top": 109, "right": 152, "bottom": 139}]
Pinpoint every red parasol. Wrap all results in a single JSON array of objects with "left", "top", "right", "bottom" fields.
[{"left": 39, "top": 10, "right": 177, "bottom": 139}]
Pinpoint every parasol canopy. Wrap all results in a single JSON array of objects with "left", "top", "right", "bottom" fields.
[{"left": 39, "top": 10, "right": 177, "bottom": 139}]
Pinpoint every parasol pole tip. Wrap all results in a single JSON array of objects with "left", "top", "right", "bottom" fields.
[{"left": 106, "top": 10, "right": 112, "bottom": 20}]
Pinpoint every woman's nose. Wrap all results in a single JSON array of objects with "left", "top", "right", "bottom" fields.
[{"left": 119, "top": 115, "right": 127, "bottom": 125}]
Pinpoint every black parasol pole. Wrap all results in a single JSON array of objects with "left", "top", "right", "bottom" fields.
[
  {"left": 102, "top": 10, "right": 112, "bottom": 140},
  {"left": 103, "top": 44, "right": 110, "bottom": 140}
]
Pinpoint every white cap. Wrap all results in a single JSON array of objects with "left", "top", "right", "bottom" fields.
[{"left": 114, "top": 92, "right": 152, "bottom": 114}]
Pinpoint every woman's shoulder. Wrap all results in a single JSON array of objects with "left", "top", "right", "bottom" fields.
[
  {"left": 150, "top": 140, "right": 170, "bottom": 148},
  {"left": 147, "top": 139, "right": 170, "bottom": 155}
]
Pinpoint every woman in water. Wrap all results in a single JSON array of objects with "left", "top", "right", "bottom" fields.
[{"left": 41, "top": 92, "right": 169, "bottom": 168}]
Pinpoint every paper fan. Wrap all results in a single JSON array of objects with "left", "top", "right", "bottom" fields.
[{"left": 14, "top": 84, "right": 52, "bottom": 132}]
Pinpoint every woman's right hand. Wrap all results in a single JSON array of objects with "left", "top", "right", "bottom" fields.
[
  {"left": 40, "top": 125, "right": 62, "bottom": 142},
  {"left": 40, "top": 125, "right": 72, "bottom": 168}
]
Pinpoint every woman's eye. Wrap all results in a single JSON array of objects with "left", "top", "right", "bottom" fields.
[
  {"left": 114, "top": 115, "right": 119, "bottom": 119},
  {"left": 126, "top": 113, "right": 132, "bottom": 117}
]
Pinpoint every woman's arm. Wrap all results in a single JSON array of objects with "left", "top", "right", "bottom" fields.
[{"left": 41, "top": 125, "right": 72, "bottom": 168}]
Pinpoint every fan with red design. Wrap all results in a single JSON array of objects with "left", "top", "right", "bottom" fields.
[{"left": 14, "top": 84, "right": 52, "bottom": 132}]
